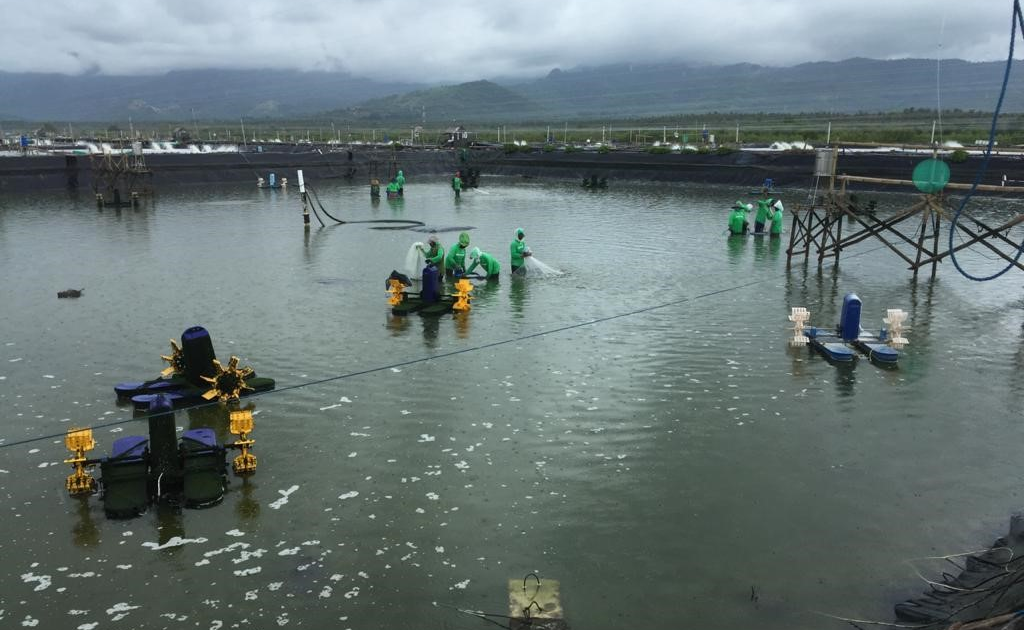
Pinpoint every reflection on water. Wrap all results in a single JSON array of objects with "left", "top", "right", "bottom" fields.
[
  {"left": 155, "top": 503, "right": 187, "bottom": 551},
  {"left": 70, "top": 497, "right": 100, "bottom": 549},
  {"left": 235, "top": 478, "right": 260, "bottom": 520},
  {"left": 3, "top": 180, "right": 1024, "bottom": 629}
]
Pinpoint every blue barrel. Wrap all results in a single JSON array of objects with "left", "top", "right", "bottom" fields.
[
  {"left": 421, "top": 264, "right": 440, "bottom": 302},
  {"left": 839, "top": 293, "right": 862, "bottom": 341},
  {"left": 269, "top": 173, "right": 276, "bottom": 188}
]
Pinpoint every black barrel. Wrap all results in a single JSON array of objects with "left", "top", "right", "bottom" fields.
[
  {"left": 181, "top": 326, "right": 217, "bottom": 387},
  {"left": 147, "top": 395, "right": 180, "bottom": 486}
]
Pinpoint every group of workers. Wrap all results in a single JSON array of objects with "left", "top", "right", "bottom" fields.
[
  {"left": 415, "top": 227, "right": 532, "bottom": 281},
  {"left": 387, "top": 169, "right": 468, "bottom": 199},
  {"left": 728, "top": 195, "right": 784, "bottom": 236}
]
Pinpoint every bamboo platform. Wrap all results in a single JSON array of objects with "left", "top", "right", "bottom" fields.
[{"left": 786, "top": 150, "right": 1024, "bottom": 278}]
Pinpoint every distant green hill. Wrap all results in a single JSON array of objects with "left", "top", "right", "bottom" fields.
[
  {"left": 1, "top": 58, "right": 1022, "bottom": 124},
  {"left": 337, "top": 80, "right": 544, "bottom": 123},
  {"left": 0, "top": 69, "right": 425, "bottom": 122},
  {"left": 506, "top": 58, "right": 1024, "bottom": 118}
]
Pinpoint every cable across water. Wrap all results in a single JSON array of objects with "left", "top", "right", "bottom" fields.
[{"left": 0, "top": 277, "right": 762, "bottom": 450}]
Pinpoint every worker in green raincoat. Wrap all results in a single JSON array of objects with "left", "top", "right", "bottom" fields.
[
  {"left": 451, "top": 170, "right": 463, "bottom": 199},
  {"left": 754, "top": 196, "right": 773, "bottom": 233},
  {"left": 395, "top": 170, "right": 405, "bottom": 193},
  {"left": 418, "top": 235, "right": 446, "bottom": 278},
  {"left": 769, "top": 199, "right": 784, "bottom": 237},
  {"left": 728, "top": 201, "right": 750, "bottom": 235},
  {"left": 466, "top": 247, "right": 500, "bottom": 279},
  {"left": 510, "top": 227, "right": 531, "bottom": 273},
  {"left": 447, "top": 231, "right": 470, "bottom": 277},
  {"left": 386, "top": 179, "right": 400, "bottom": 196}
]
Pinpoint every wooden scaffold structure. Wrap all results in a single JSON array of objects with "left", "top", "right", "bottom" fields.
[
  {"left": 786, "top": 147, "right": 1024, "bottom": 279},
  {"left": 89, "top": 140, "right": 153, "bottom": 207}
]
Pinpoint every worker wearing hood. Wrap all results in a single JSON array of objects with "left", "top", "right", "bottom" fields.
[
  {"left": 509, "top": 227, "right": 531, "bottom": 273},
  {"left": 728, "top": 201, "right": 750, "bottom": 235},
  {"left": 448, "top": 232, "right": 471, "bottom": 277},
  {"left": 395, "top": 170, "right": 405, "bottom": 191},
  {"left": 451, "top": 171, "right": 463, "bottom": 198},
  {"left": 417, "top": 235, "right": 446, "bottom": 278},
  {"left": 769, "top": 199, "right": 785, "bottom": 237},
  {"left": 466, "top": 247, "right": 500, "bottom": 279},
  {"left": 754, "top": 197, "right": 774, "bottom": 233}
]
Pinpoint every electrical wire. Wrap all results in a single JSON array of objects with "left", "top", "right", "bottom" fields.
[{"left": 0, "top": 276, "right": 763, "bottom": 451}]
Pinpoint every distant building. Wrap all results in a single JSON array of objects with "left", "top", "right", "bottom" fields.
[{"left": 443, "top": 126, "right": 471, "bottom": 147}]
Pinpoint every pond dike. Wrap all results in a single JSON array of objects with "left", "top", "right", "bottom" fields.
[{"left": 1, "top": 146, "right": 1022, "bottom": 193}]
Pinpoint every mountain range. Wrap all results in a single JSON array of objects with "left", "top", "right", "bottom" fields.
[{"left": 1, "top": 58, "right": 1022, "bottom": 124}]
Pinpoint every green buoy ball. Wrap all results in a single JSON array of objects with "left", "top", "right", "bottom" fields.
[{"left": 912, "top": 158, "right": 950, "bottom": 194}]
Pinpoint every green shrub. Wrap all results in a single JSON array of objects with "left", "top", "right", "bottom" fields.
[
  {"left": 949, "top": 149, "right": 969, "bottom": 163},
  {"left": 715, "top": 146, "right": 736, "bottom": 155},
  {"left": 647, "top": 145, "right": 671, "bottom": 154},
  {"left": 543, "top": 144, "right": 555, "bottom": 153},
  {"left": 565, "top": 145, "right": 580, "bottom": 153}
]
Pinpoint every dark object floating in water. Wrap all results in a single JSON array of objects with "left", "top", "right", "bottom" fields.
[
  {"left": 895, "top": 513, "right": 1024, "bottom": 626},
  {"left": 582, "top": 175, "right": 607, "bottom": 189},
  {"left": 58, "top": 288, "right": 84, "bottom": 298},
  {"left": 408, "top": 225, "right": 476, "bottom": 233}
]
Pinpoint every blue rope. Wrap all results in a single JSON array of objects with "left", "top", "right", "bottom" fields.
[{"left": 948, "top": 0, "right": 1024, "bottom": 281}]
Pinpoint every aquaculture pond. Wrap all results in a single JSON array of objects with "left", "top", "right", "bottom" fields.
[{"left": 2, "top": 176, "right": 1024, "bottom": 630}]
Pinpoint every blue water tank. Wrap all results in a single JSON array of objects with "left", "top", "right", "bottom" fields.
[
  {"left": 421, "top": 264, "right": 440, "bottom": 302},
  {"left": 269, "top": 173, "right": 276, "bottom": 187},
  {"left": 839, "top": 293, "right": 862, "bottom": 341}
]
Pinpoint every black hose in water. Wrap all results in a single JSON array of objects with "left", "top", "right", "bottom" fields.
[{"left": 306, "top": 184, "right": 425, "bottom": 229}]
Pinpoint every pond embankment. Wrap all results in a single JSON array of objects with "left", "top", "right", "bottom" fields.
[{"left": 1, "top": 145, "right": 1020, "bottom": 193}]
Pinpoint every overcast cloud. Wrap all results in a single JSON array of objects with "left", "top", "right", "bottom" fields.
[{"left": 2, "top": 1, "right": 1017, "bottom": 81}]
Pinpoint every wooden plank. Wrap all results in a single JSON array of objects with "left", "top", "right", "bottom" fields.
[{"left": 837, "top": 174, "right": 1024, "bottom": 193}]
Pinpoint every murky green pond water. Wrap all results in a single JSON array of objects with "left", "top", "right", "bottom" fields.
[{"left": 2, "top": 176, "right": 1024, "bottom": 629}]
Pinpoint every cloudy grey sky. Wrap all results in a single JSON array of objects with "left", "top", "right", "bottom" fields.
[{"left": 3, "top": 0, "right": 1018, "bottom": 81}]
